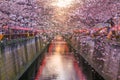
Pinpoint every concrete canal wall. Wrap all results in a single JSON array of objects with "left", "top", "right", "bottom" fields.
[
  {"left": 0, "top": 37, "right": 49, "bottom": 80},
  {"left": 68, "top": 35, "right": 120, "bottom": 80}
]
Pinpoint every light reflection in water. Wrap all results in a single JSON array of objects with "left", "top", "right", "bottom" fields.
[{"left": 39, "top": 54, "right": 80, "bottom": 80}]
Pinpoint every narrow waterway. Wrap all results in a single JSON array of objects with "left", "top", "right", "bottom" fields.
[{"left": 35, "top": 35, "right": 86, "bottom": 80}]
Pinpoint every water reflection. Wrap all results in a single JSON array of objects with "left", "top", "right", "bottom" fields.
[{"left": 39, "top": 54, "right": 81, "bottom": 80}]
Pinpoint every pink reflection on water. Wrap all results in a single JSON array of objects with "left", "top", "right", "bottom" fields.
[{"left": 35, "top": 54, "right": 87, "bottom": 80}]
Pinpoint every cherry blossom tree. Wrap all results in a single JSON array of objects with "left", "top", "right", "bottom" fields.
[
  {"left": 70, "top": 0, "right": 120, "bottom": 28},
  {"left": 0, "top": 0, "right": 52, "bottom": 30}
]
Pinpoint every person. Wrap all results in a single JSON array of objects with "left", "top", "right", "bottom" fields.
[
  {"left": 106, "top": 18, "right": 115, "bottom": 27},
  {"left": 106, "top": 18, "right": 116, "bottom": 40},
  {"left": 0, "top": 27, "right": 3, "bottom": 40}
]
